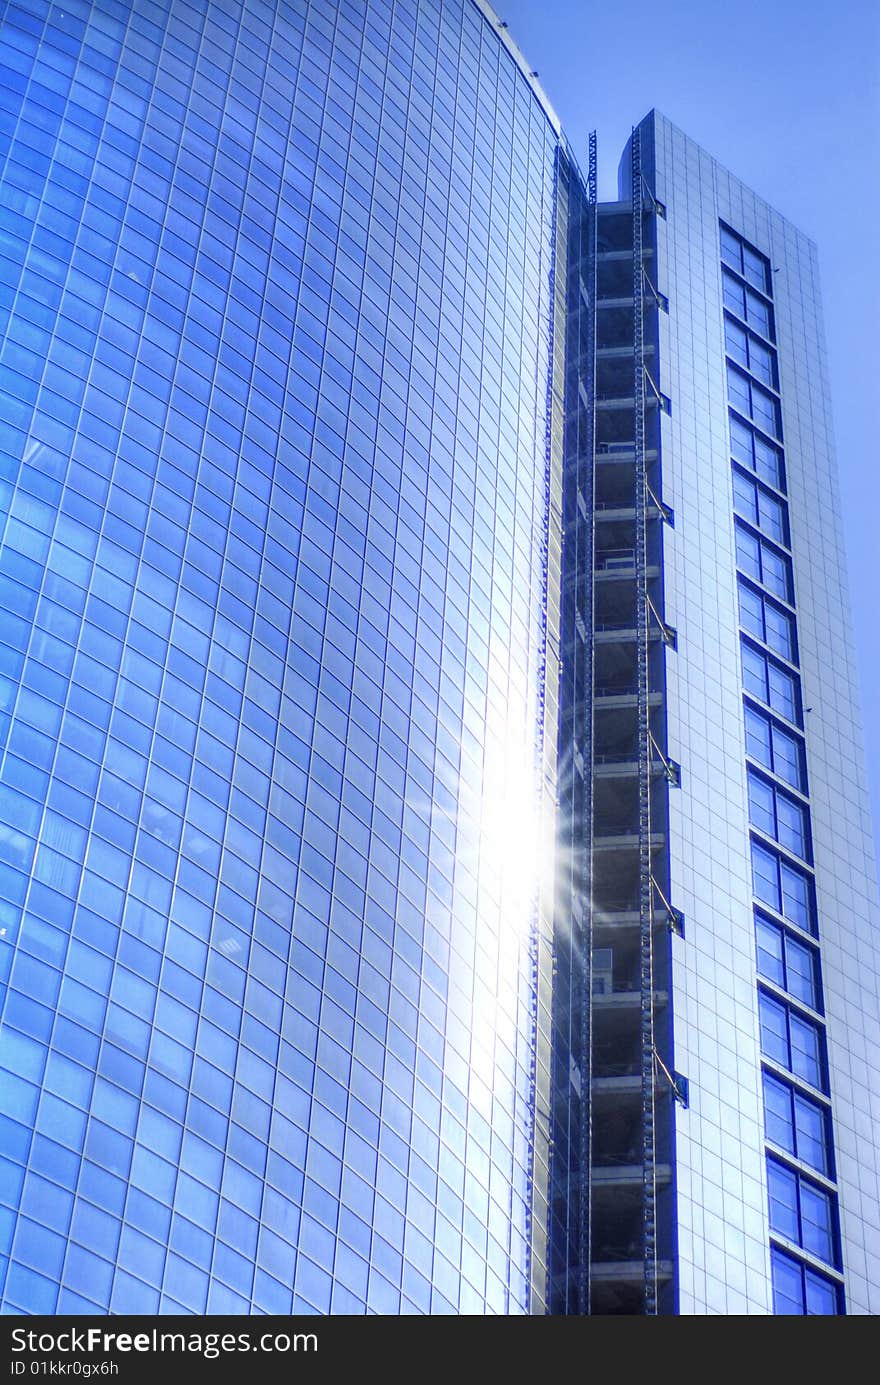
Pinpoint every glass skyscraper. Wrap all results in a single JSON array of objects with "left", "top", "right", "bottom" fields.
[{"left": 0, "top": 0, "right": 876, "bottom": 1317}]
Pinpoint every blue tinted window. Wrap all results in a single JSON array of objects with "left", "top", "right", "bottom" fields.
[
  {"left": 758, "top": 991, "right": 826, "bottom": 1091},
  {"left": 768, "top": 1159, "right": 838, "bottom": 1266}
]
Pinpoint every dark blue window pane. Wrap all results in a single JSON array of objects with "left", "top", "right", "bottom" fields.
[{"left": 772, "top": 1249, "right": 805, "bottom": 1315}]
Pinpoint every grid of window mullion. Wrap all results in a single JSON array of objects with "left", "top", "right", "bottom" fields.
[
  {"left": 719, "top": 232, "right": 776, "bottom": 339},
  {"left": 731, "top": 460, "right": 790, "bottom": 515},
  {"left": 765, "top": 1129, "right": 836, "bottom": 1192},
  {"left": 744, "top": 698, "right": 807, "bottom": 795},
  {"left": 719, "top": 220, "right": 844, "bottom": 1313},
  {"left": 4, "top": 302, "right": 205, "bottom": 1311},
  {"left": 732, "top": 468, "right": 790, "bottom": 551},
  {"left": 720, "top": 310, "right": 776, "bottom": 362},
  {"left": 758, "top": 964, "right": 824, "bottom": 1026},
  {"left": 0, "top": 0, "right": 566, "bottom": 1317},
  {"left": 735, "top": 518, "right": 794, "bottom": 605},
  {"left": 767, "top": 1154, "right": 841, "bottom": 1270},
  {"left": 771, "top": 1244, "right": 843, "bottom": 1314},
  {"left": 723, "top": 306, "right": 779, "bottom": 371},
  {"left": 751, "top": 820, "right": 816, "bottom": 902},
  {"left": 769, "top": 1228, "right": 843, "bottom": 1282},
  {"left": 728, "top": 407, "right": 786, "bottom": 477},
  {"left": 755, "top": 896, "right": 818, "bottom": 953},
  {"left": 761, "top": 1063, "right": 835, "bottom": 1175}
]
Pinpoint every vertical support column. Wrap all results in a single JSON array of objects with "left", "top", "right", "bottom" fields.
[
  {"left": 576, "top": 129, "right": 599, "bottom": 1318},
  {"left": 631, "top": 126, "right": 658, "bottom": 1316}
]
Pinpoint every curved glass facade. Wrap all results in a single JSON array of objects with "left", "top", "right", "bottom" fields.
[{"left": 0, "top": 0, "right": 564, "bottom": 1314}]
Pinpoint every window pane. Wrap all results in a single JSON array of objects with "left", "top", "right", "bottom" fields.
[
  {"left": 761, "top": 544, "right": 791, "bottom": 601},
  {"left": 745, "top": 706, "right": 772, "bottom": 767},
  {"left": 742, "top": 641, "right": 768, "bottom": 701},
  {"left": 767, "top": 1161, "right": 799, "bottom": 1241},
  {"left": 743, "top": 246, "right": 769, "bottom": 292},
  {"left": 747, "top": 288, "right": 772, "bottom": 338},
  {"left": 738, "top": 583, "right": 765, "bottom": 640},
  {"left": 772, "top": 1249, "right": 804, "bottom": 1315},
  {"left": 804, "top": 1270, "right": 838, "bottom": 1315},
  {"left": 794, "top": 1094, "right": 829, "bottom": 1175},
  {"left": 759, "top": 993, "right": 789, "bottom": 1065},
  {"left": 730, "top": 413, "right": 754, "bottom": 465},
  {"left": 723, "top": 271, "right": 746, "bottom": 316},
  {"left": 767, "top": 662, "right": 798, "bottom": 721},
  {"left": 728, "top": 365, "right": 751, "bottom": 414},
  {"left": 736, "top": 526, "right": 762, "bottom": 581},
  {"left": 772, "top": 725, "right": 805, "bottom": 790},
  {"left": 750, "top": 336, "right": 775, "bottom": 386},
  {"left": 785, "top": 936, "right": 819, "bottom": 1009},
  {"left": 799, "top": 1181, "right": 834, "bottom": 1262},
  {"left": 725, "top": 317, "right": 748, "bottom": 366},
  {"left": 790, "top": 1011, "right": 823, "bottom": 1088},
  {"left": 751, "top": 383, "right": 779, "bottom": 435},
  {"left": 776, "top": 793, "right": 807, "bottom": 858},
  {"left": 763, "top": 601, "right": 794, "bottom": 660},
  {"left": 720, "top": 226, "right": 742, "bottom": 269},
  {"left": 757, "top": 489, "right": 786, "bottom": 543},
  {"left": 756, "top": 916, "right": 785, "bottom": 986},
  {"left": 763, "top": 1072, "right": 795, "bottom": 1154},
  {"left": 752, "top": 841, "right": 781, "bottom": 912},
  {"left": 733, "top": 470, "right": 758, "bottom": 524},
  {"left": 754, "top": 435, "right": 782, "bottom": 487},
  {"left": 780, "top": 859, "right": 814, "bottom": 933},
  {"left": 748, "top": 773, "right": 776, "bottom": 837}
]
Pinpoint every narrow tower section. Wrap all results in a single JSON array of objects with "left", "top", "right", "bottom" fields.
[
  {"left": 586, "top": 146, "right": 678, "bottom": 1315},
  {"left": 551, "top": 132, "right": 682, "bottom": 1315}
]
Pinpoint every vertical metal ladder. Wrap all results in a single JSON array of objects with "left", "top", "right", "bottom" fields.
[{"left": 631, "top": 126, "right": 659, "bottom": 1317}]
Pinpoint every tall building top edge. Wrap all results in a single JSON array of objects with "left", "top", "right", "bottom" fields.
[
  {"left": 470, "top": 0, "right": 566, "bottom": 145},
  {"left": 630, "top": 109, "right": 820, "bottom": 254}
]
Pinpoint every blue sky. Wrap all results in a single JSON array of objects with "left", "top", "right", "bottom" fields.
[{"left": 496, "top": 0, "right": 880, "bottom": 859}]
